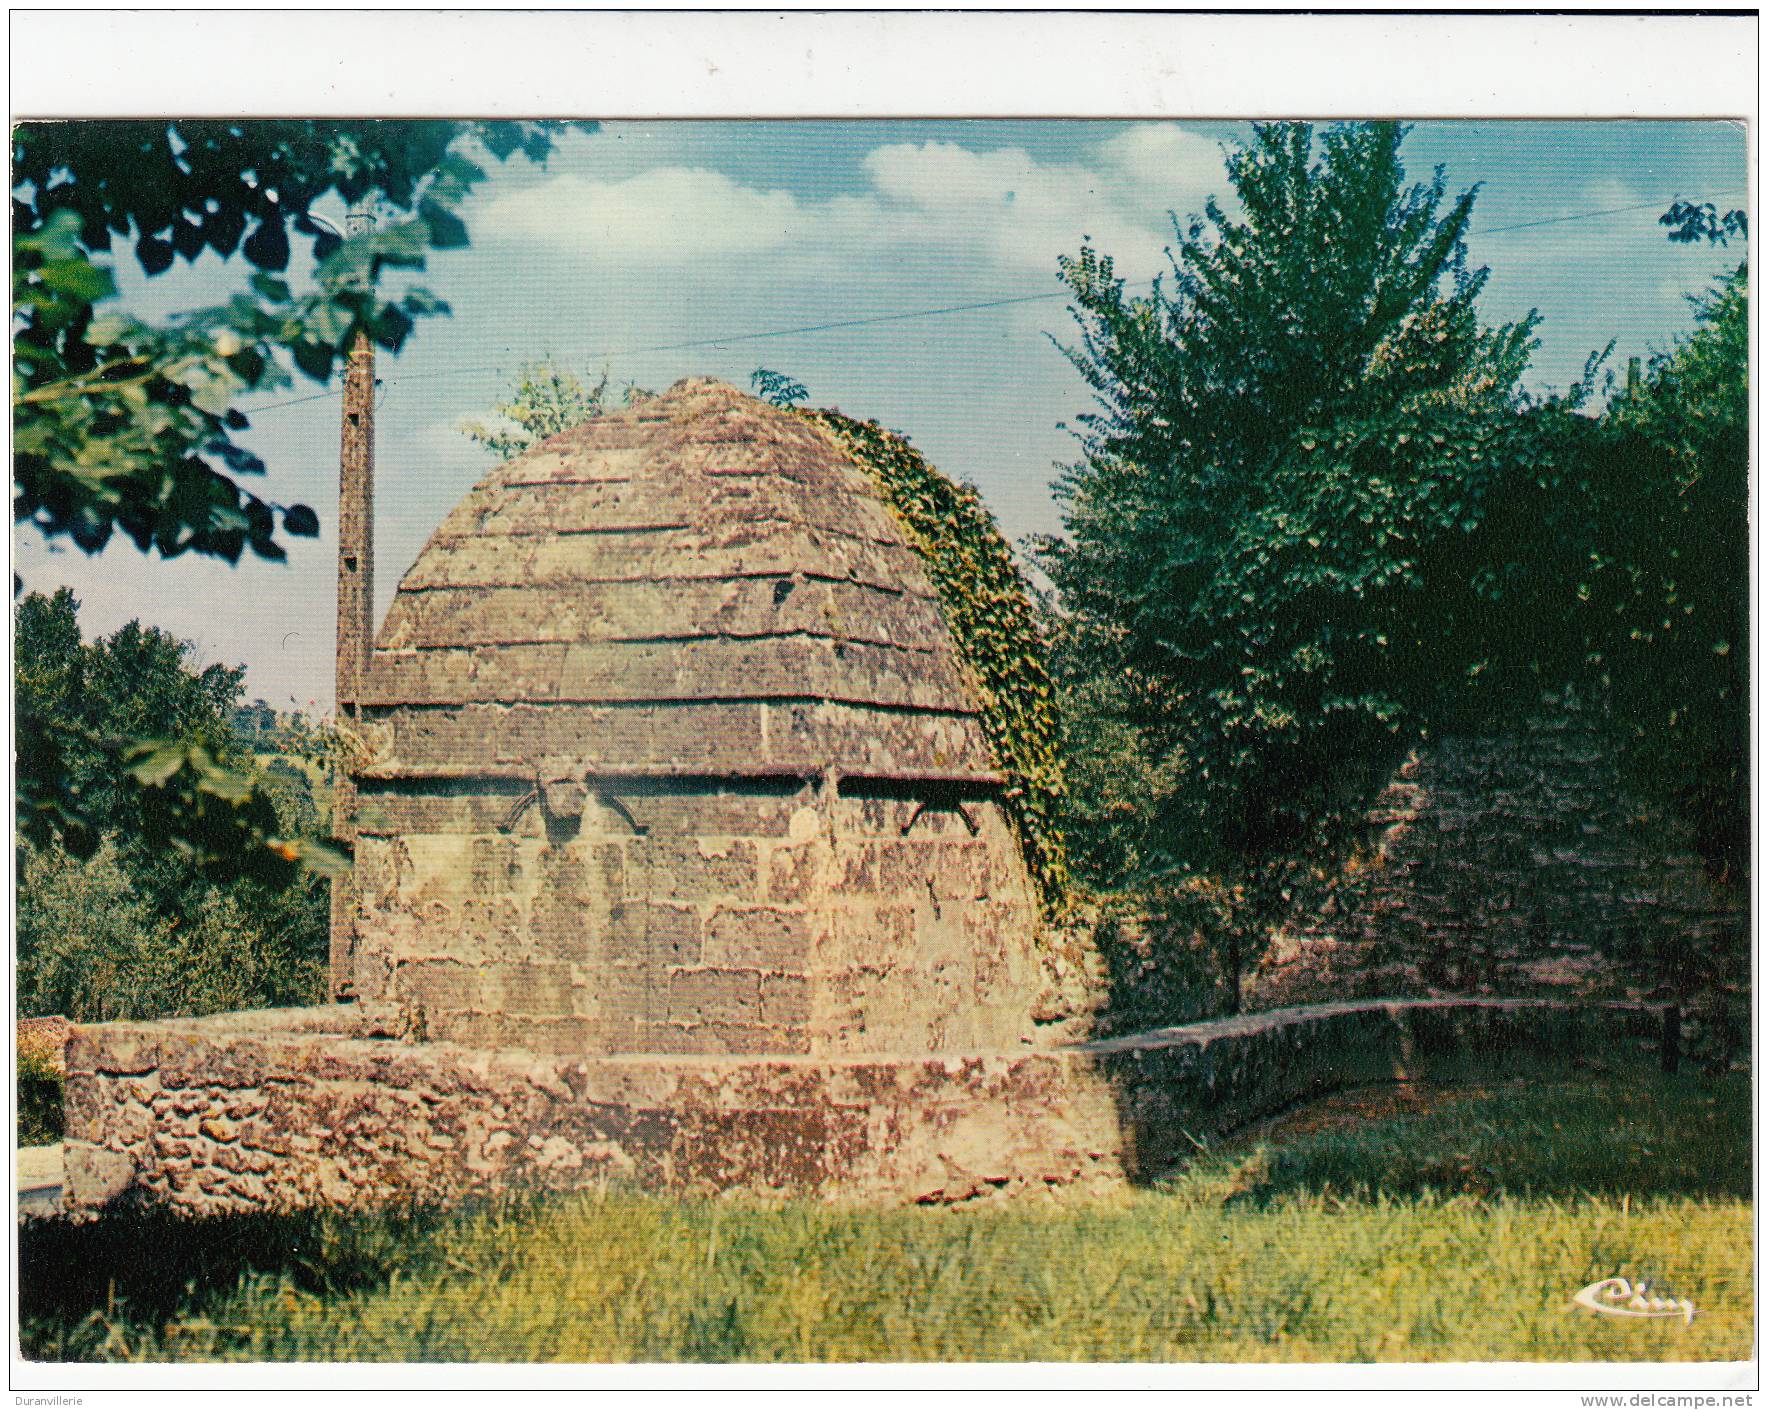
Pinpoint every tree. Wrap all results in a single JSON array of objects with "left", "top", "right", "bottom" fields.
[
  {"left": 1042, "top": 608, "right": 1184, "bottom": 891},
  {"left": 1485, "top": 214, "right": 1749, "bottom": 886},
  {"left": 1040, "top": 122, "right": 1543, "bottom": 1005},
  {"left": 751, "top": 367, "right": 808, "bottom": 407},
  {"left": 14, "top": 589, "right": 333, "bottom": 1021},
  {"left": 460, "top": 359, "right": 649, "bottom": 460},
  {"left": 13, "top": 119, "right": 588, "bottom": 878},
  {"left": 1661, "top": 199, "right": 1747, "bottom": 248},
  {"left": 1592, "top": 263, "right": 1748, "bottom": 881},
  {"left": 15, "top": 587, "right": 329, "bottom": 886}
]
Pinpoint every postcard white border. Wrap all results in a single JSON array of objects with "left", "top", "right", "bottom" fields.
[
  {"left": 8, "top": 5, "right": 1760, "bottom": 1402},
  {"left": 7, "top": 8, "right": 1760, "bottom": 120}
]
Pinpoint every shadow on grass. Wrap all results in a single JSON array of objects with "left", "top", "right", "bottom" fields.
[
  {"left": 17, "top": 1198, "right": 502, "bottom": 1359},
  {"left": 1180, "top": 1070, "right": 1752, "bottom": 1209},
  {"left": 19, "top": 1071, "right": 1750, "bottom": 1361}
]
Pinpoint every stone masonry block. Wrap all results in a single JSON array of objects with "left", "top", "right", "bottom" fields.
[
  {"left": 590, "top": 964, "right": 666, "bottom": 1025},
  {"left": 761, "top": 973, "right": 810, "bottom": 1026},
  {"left": 706, "top": 905, "right": 810, "bottom": 971},
  {"left": 668, "top": 967, "right": 762, "bottom": 1025},
  {"left": 817, "top": 903, "right": 915, "bottom": 970},
  {"left": 762, "top": 842, "right": 823, "bottom": 904},
  {"left": 828, "top": 842, "right": 878, "bottom": 896},
  {"left": 635, "top": 1022, "right": 809, "bottom": 1055},
  {"left": 529, "top": 893, "right": 594, "bottom": 964},
  {"left": 928, "top": 841, "right": 989, "bottom": 902},
  {"left": 609, "top": 901, "right": 702, "bottom": 967},
  {"left": 481, "top": 962, "right": 575, "bottom": 1016},
  {"left": 588, "top": 841, "right": 626, "bottom": 896},
  {"left": 394, "top": 958, "right": 482, "bottom": 1011},
  {"left": 617, "top": 793, "right": 800, "bottom": 838},
  {"left": 469, "top": 837, "right": 523, "bottom": 897},
  {"left": 639, "top": 838, "right": 760, "bottom": 902}
]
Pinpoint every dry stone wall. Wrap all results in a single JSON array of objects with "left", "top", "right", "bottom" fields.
[
  {"left": 62, "top": 997, "right": 1674, "bottom": 1217},
  {"left": 1247, "top": 698, "right": 1747, "bottom": 1048}
]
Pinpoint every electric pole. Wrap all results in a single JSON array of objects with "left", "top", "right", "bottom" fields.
[{"left": 331, "top": 201, "right": 376, "bottom": 1001}]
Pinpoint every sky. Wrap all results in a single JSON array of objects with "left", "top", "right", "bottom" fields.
[{"left": 12, "top": 119, "right": 1749, "bottom": 713}]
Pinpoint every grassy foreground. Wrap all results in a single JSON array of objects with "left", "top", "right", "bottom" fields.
[{"left": 19, "top": 1072, "right": 1752, "bottom": 1363}]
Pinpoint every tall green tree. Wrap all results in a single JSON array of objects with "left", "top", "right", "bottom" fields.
[
  {"left": 1040, "top": 121, "right": 1544, "bottom": 1003},
  {"left": 15, "top": 589, "right": 332, "bottom": 1020},
  {"left": 13, "top": 119, "right": 588, "bottom": 879},
  {"left": 1593, "top": 263, "right": 1748, "bottom": 882}
]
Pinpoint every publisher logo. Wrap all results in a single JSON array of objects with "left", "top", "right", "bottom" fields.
[{"left": 1572, "top": 1277, "right": 1696, "bottom": 1325}]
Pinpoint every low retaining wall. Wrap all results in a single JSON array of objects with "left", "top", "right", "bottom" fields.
[{"left": 61, "top": 998, "right": 1675, "bottom": 1217}]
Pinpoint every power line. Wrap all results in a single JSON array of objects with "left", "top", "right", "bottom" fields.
[
  {"left": 1475, "top": 199, "right": 1671, "bottom": 237},
  {"left": 244, "top": 290, "right": 1073, "bottom": 415},
  {"left": 251, "top": 386, "right": 345, "bottom": 413},
  {"left": 239, "top": 192, "right": 1727, "bottom": 418}
]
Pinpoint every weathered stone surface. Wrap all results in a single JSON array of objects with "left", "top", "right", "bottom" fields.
[
  {"left": 61, "top": 998, "right": 1675, "bottom": 1217},
  {"left": 364, "top": 637, "right": 974, "bottom": 712},
  {"left": 668, "top": 967, "right": 763, "bottom": 1026},
  {"left": 705, "top": 905, "right": 810, "bottom": 971},
  {"left": 336, "top": 380, "right": 1049, "bottom": 1058},
  {"left": 380, "top": 578, "right": 943, "bottom": 653},
  {"left": 362, "top": 380, "right": 996, "bottom": 769},
  {"left": 1244, "top": 696, "right": 1748, "bottom": 1059},
  {"left": 63, "top": 1142, "right": 137, "bottom": 1207},
  {"left": 361, "top": 701, "right": 997, "bottom": 780}
]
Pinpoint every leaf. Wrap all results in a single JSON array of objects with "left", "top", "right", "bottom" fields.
[
  {"left": 420, "top": 200, "right": 470, "bottom": 250},
  {"left": 242, "top": 215, "right": 291, "bottom": 272},
  {"left": 136, "top": 234, "right": 175, "bottom": 276},
  {"left": 204, "top": 204, "right": 247, "bottom": 258},
  {"left": 124, "top": 741, "right": 188, "bottom": 787},
  {"left": 249, "top": 271, "right": 294, "bottom": 303},
  {"left": 85, "top": 313, "right": 134, "bottom": 346},
  {"left": 291, "top": 340, "right": 334, "bottom": 382},
  {"left": 303, "top": 299, "right": 355, "bottom": 348},
  {"left": 24, "top": 207, "right": 87, "bottom": 260},
  {"left": 37, "top": 257, "right": 116, "bottom": 304},
  {"left": 282, "top": 504, "right": 320, "bottom": 537}
]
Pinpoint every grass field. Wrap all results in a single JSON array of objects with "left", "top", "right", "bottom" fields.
[{"left": 18, "top": 1071, "right": 1753, "bottom": 1363}]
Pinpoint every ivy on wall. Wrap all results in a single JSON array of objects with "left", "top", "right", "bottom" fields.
[{"left": 802, "top": 408, "right": 1071, "bottom": 914}]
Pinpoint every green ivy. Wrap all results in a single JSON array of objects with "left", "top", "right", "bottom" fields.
[{"left": 802, "top": 408, "right": 1071, "bottom": 913}]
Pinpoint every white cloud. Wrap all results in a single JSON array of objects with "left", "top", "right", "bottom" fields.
[
  {"left": 860, "top": 140, "right": 1174, "bottom": 273},
  {"left": 1097, "top": 123, "right": 1230, "bottom": 210},
  {"left": 478, "top": 124, "right": 1234, "bottom": 281},
  {"left": 1578, "top": 175, "right": 1652, "bottom": 211},
  {"left": 482, "top": 167, "right": 810, "bottom": 263}
]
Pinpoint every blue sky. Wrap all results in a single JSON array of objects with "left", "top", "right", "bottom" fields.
[{"left": 13, "top": 119, "right": 1748, "bottom": 711}]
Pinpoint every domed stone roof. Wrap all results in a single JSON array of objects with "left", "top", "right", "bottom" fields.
[{"left": 359, "top": 377, "right": 998, "bottom": 785}]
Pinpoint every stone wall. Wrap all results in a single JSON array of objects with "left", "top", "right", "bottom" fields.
[
  {"left": 1247, "top": 699, "right": 1746, "bottom": 1050},
  {"left": 350, "top": 775, "right": 1042, "bottom": 1058},
  {"left": 62, "top": 997, "right": 1674, "bottom": 1217}
]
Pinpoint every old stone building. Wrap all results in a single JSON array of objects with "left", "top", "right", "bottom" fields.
[
  {"left": 54, "top": 378, "right": 1698, "bottom": 1218},
  {"left": 342, "top": 376, "right": 1043, "bottom": 1057}
]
